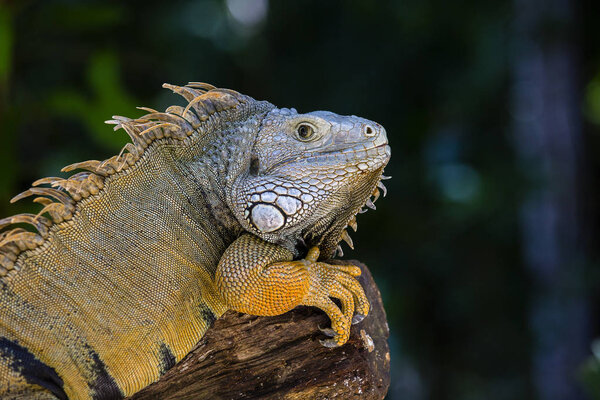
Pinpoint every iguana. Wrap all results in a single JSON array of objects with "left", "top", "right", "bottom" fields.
[{"left": 0, "top": 82, "right": 391, "bottom": 399}]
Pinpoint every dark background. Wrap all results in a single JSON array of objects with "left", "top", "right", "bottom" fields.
[{"left": 0, "top": 1, "right": 599, "bottom": 399}]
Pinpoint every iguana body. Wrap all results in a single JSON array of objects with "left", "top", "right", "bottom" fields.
[{"left": 0, "top": 83, "right": 391, "bottom": 399}]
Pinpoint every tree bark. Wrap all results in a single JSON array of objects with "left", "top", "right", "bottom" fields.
[{"left": 130, "top": 261, "right": 390, "bottom": 400}]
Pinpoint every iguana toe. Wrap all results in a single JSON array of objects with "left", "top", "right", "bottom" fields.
[{"left": 300, "top": 250, "right": 370, "bottom": 347}]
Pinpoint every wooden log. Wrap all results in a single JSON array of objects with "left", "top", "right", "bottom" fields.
[{"left": 130, "top": 261, "right": 390, "bottom": 400}]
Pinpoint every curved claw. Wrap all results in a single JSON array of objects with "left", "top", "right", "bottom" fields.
[
  {"left": 320, "top": 338, "right": 342, "bottom": 348},
  {"left": 318, "top": 325, "right": 337, "bottom": 337},
  {"left": 352, "top": 313, "right": 366, "bottom": 325}
]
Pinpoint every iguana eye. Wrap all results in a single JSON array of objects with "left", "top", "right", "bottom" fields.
[{"left": 296, "top": 124, "right": 315, "bottom": 141}]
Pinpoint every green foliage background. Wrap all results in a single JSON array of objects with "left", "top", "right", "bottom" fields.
[{"left": 0, "top": 1, "right": 598, "bottom": 399}]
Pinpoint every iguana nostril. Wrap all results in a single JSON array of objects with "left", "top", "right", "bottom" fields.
[{"left": 364, "top": 125, "right": 376, "bottom": 137}]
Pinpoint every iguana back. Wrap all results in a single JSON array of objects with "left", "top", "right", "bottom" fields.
[{"left": 0, "top": 83, "right": 390, "bottom": 399}]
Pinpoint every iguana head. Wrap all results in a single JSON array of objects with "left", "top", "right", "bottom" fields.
[{"left": 228, "top": 107, "right": 391, "bottom": 259}]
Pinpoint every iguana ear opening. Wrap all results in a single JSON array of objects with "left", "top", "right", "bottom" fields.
[{"left": 248, "top": 156, "right": 260, "bottom": 177}]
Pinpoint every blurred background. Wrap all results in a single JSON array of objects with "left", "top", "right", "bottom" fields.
[{"left": 0, "top": 0, "right": 599, "bottom": 399}]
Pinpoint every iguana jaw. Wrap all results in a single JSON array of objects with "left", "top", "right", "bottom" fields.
[{"left": 266, "top": 142, "right": 390, "bottom": 174}]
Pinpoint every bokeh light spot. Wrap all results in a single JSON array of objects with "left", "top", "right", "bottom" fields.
[{"left": 226, "top": 0, "right": 268, "bottom": 28}]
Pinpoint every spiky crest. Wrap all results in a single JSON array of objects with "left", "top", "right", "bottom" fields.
[{"left": 0, "top": 82, "right": 253, "bottom": 279}]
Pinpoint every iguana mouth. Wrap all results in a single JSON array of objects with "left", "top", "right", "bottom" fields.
[
  {"left": 271, "top": 143, "right": 390, "bottom": 173},
  {"left": 302, "top": 142, "right": 389, "bottom": 159}
]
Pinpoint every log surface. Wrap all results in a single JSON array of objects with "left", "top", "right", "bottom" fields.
[{"left": 130, "top": 261, "right": 390, "bottom": 400}]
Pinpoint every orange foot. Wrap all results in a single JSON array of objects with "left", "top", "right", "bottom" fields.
[{"left": 299, "top": 247, "right": 370, "bottom": 347}]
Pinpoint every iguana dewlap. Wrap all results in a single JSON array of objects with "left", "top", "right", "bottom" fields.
[{"left": 0, "top": 82, "right": 391, "bottom": 399}]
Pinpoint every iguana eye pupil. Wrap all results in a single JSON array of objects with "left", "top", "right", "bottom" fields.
[{"left": 297, "top": 124, "right": 314, "bottom": 140}]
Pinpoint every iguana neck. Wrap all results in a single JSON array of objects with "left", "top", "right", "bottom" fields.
[{"left": 172, "top": 110, "right": 270, "bottom": 245}]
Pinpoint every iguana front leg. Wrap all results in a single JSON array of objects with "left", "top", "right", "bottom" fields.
[{"left": 215, "top": 234, "right": 370, "bottom": 347}]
